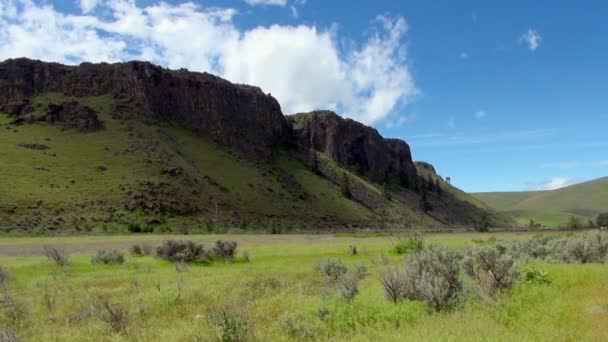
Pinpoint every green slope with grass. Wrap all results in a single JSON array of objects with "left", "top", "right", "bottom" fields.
[
  {"left": 1, "top": 92, "right": 451, "bottom": 234},
  {"left": 473, "top": 177, "right": 608, "bottom": 227}
]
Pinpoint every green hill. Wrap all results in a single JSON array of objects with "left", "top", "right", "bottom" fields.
[
  {"left": 0, "top": 58, "right": 510, "bottom": 234},
  {"left": 473, "top": 177, "right": 608, "bottom": 227}
]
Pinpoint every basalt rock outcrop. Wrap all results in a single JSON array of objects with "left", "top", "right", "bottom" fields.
[
  {"left": 288, "top": 111, "right": 418, "bottom": 183},
  {"left": 0, "top": 58, "right": 289, "bottom": 159}
]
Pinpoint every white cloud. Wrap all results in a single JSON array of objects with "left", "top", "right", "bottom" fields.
[
  {"left": 526, "top": 177, "right": 580, "bottom": 191},
  {"left": 243, "top": 0, "right": 287, "bottom": 6},
  {"left": 474, "top": 110, "right": 486, "bottom": 119},
  {"left": 290, "top": 5, "right": 298, "bottom": 18},
  {"left": 519, "top": 29, "right": 542, "bottom": 51},
  {"left": 78, "top": 0, "right": 100, "bottom": 13},
  {"left": 0, "top": 1, "right": 416, "bottom": 125}
]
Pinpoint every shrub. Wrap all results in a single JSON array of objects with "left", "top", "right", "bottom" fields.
[
  {"left": 0, "top": 267, "right": 8, "bottom": 287},
  {"left": 96, "top": 298, "right": 128, "bottom": 332},
  {"left": 381, "top": 269, "right": 406, "bottom": 303},
  {"left": 462, "top": 244, "right": 519, "bottom": 292},
  {"left": 347, "top": 245, "right": 358, "bottom": 256},
  {"left": 523, "top": 268, "right": 552, "bottom": 285},
  {"left": 91, "top": 250, "right": 125, "bottom": 265},
  {"left": 129, "top": 243, "right": 154, "bottom": 256},
  {"left": 314, "top": 259, "right": 348, "bottom": 284},
  {"left": 338, "top": 273, "right": 359, "bottom": 301},
  {"left": 562, "top": 231, "right": 608, "bottom": 263},
  {"left": 127, "top": 209, "right": 152, "bottom": 233},
  {"left": 598, "top": 213, "right": 608, "bottom": 227},
  {"left": 156, "top": 240, "right": 207, "bottom": 263},
  {"left": 277, "top": 313, "right": 320, "bottom": 340},
  {"left": 43, "top": 246, "right": 70, "bottom": 266},
  {"left": 241, "top": 251, "right": 250, "bottom": 263},
  {"left": 390, "top": 233, "right": 424, "bottom": 255},
  {"left": 211, "top": 307, "right": 249, "bottom": 342},
  {"left": 401, "top": 245, "right": 463, "bottom": 311},
  {"left": 212, "top": 240, "right": 238, "bottom": 261},
  {"left": 353, "top": 263, "right": 369, "bottom": 279}
]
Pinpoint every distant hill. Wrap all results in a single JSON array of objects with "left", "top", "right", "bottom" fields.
[
  {"left": 473, "top": 177, "right": 608, "bottom": 227},
  {"left": 0, "top": 58, "right": 510, "bottom": 234}
]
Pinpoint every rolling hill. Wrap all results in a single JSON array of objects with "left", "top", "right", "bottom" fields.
[
  {"left": 473, "top": 177, "right": 608, "bottom": 227},
  {"left": 0, "top": 58, "right": 511, "bottom": 234}
]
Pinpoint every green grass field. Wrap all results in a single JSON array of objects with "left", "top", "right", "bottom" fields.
[
  {"left": 473, "top": 177, "right": 608, "bottom": 227},
  {"left": 1, "top": 232, "right": 606, "bottom": 341}
]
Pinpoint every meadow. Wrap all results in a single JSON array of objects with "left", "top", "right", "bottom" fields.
[{"left": 0, "top": 231, "right": 607, "bottom": 341}]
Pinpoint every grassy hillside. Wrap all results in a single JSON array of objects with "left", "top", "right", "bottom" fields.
[
  {"left": 473, "top": 177, "right": 608, "bottom": 227},
  {"left": 1, "top": 92, "right": 447, "bottom": 234}
]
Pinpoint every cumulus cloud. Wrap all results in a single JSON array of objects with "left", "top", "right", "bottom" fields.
[
  {"left": 244, "top": 0, "right": 287, "bottom": 6},
  {"left": 0, "top": 0, "right": 416, "bottom": 124},
  {"left": 526, "top": 177, "right": 580, "bottom": 191},
  {"left": 519, "top": 29, "right": 542, "bottom": 51},
  {"left": 78, "top": 0, "right": 100, "bottom": 13}
]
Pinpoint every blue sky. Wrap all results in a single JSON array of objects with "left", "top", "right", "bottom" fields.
[{"left": 1, "top": 0, "right": 607, "bottom": 192}]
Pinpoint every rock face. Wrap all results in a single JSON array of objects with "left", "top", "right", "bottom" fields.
[
  {"left": 45, "top": 101, "right": 103, "bottom": 132},
  {"left": 0, "top": 58, "right": 289, "bottom": 158},
  {"left": 288, "top": 111, "right": 418, "bottom": 183}
]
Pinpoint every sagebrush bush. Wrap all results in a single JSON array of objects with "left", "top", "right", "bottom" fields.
[
  {"left": 338, "top": 273, "right": 359, "bottom": 301},
  {"left": 43, "top": 246, "right": 70, "bottom": 266},
  {"left": 130, "top": 243, "right": 153, "bottom": 256},
  {"left": 96, "top": 298, "right": 128, "bottom": 332},
  {"left": 212, "top": 240, "right": 238, "bottom": 261},
  {"left": 211, "top": 307, "right": 249, "bottom": 342},
  {"left": 400, "top": 245, "right": 463, "bottom": 311},
  {"left": 390, "top": 234, "right": 424, "bottom": 255},
  {"left": 502, "top": 231, "right": 608, "bottom": 264},
  {"left": 353, "top": 263, "right": 369, "bottom": 279},
  {"left": 348, "top": 245, "right": 358, "bottom": 256},
  {"left": 381, "top": 269, "right": 406, "bottom": 303},
  {"left": 91, "top": 250, "right": 126, "bottom": 265},
  {"left": 0, "top": 267, "right": 8, "bottom": 287},
  {"left": 523, "top": 268, "right": 552, "bottom": 285},
  {"left": 462, "top": 244, "right": 519, "bottom": 292},
  {"left": 314, "top": 259, "right": 348, "bottom": 284},
  {"left": 156, "top": 240, "right": 207, "bottom": 263},
  {"left": 277, "top": 313, "right": 320, "bottom": 340}
]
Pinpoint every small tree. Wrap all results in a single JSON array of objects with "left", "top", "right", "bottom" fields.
[
  {"left": 446, "top": 177, "right": 451, "bottom": 185},
  {"left": 340, "top": 173, "right": 352, "bottom": 199},
  {"left": 597, "top": 213, "right": 608, "bottom": 227},
  {"left": 567, "top": 216, "right": 584, "bottom": 229}
]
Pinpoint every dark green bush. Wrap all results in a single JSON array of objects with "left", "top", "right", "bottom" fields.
[
  {"left": 523, "top": 268, "right": 552, "bottom": 285},
  {"left": 390, "top": 233, "right": 424, "bottom": 255},
  {"left": 156, "top": 240, "right": 207, "bottom": 263},
  {"left": 91, "top": 250, "right": 125, "bottom": 265}
]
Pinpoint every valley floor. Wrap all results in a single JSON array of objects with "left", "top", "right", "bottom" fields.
[{"left": 0, "top": 232, "right": 607, "bottom": 341}]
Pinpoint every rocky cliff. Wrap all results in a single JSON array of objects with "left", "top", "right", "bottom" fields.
[
  {"left": 288, "top": 111, "right": 418, "bottom": 183},
  {"left": 0, "top": 58, "right": 289, "bottom": 159}
]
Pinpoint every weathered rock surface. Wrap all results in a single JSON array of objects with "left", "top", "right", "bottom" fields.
[
  {"left": 288, "top": 111, "right": 418, "bottom": 183},
  {"left": 0, "top": 58, "right": 289, "bottom": 159},
  {"left": 45, "top": 101, "right": 103, "bottom": 132}
]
